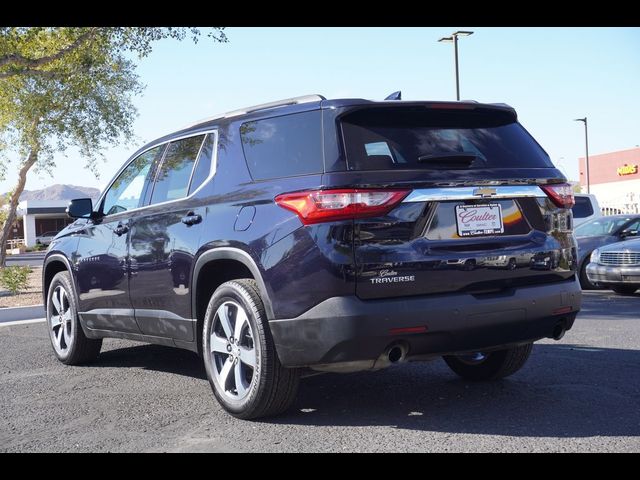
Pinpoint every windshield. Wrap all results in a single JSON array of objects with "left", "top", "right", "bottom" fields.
[{"left": 574, "top": 217, "right": 634, "bottom": 237}]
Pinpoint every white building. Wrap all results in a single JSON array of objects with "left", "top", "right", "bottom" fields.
[{"left": 14, "top": 200, "right": 72, "bottom": 247}]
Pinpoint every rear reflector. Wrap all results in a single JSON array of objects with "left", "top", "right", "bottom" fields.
[
  {"left": 275, "top": 189, "right": 411, "bottom": 225},
  {"left": 389, "top": 326, "right": 428, "bottom": 336},
  {"left": 540, "top": 183, "right": 575, "bottom": 208}
]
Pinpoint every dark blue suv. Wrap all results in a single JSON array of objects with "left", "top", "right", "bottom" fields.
[{"left": 43, "top": 95, "right": 582, "bottom": 419}]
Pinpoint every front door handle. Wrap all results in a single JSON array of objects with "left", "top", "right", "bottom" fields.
[
  {"left": 114, "top": 222, "right": 129, "bottom": 236},
  {"left": 181, "top": 212, "right": 202, "bottom": 226}
]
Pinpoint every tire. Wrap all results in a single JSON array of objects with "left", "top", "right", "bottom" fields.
[
  {"left": 443, "top": 343, "right": 533, "bottom": 381},
  {"left": 202, "top": 279, "right": 300, "bottom": 420},
  {"left": 507, "top": 258, "right": 517, "bottom": 270},
  {"left": 611, "top": 285, "right": 638, "bottom": 295},
  {"left": 579, "top": 259, "right": 597, "bottom": 290},
  {"left": 47, "top": 271, "right": 102, "bottom": 365}
]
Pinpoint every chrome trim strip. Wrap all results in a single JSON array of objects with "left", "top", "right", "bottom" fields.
[
  {"left": 93, "top": 130, "right": 218, "bottom": 219},
  {"left": 403, "top": 185, "right": 546, "bottom": 203}
]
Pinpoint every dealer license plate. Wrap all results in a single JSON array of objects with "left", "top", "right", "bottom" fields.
[{"left": 455, "top": 203, "right": 504, "bottom": 237}]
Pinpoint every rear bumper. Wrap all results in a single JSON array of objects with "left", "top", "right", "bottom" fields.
[
  {"left": 586, "top": 263, "right": 640, "bottom": 285},
  {"left": 269, "top": 277, "right": 581, "bottom": 367}
]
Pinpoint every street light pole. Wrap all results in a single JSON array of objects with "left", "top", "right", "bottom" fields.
[
  {"left": 453, "top": 34, "right": 460, "bottom": 100},
  {"left": 574, "top": 117, "right": 590, "bottom": 194},
  {"left": 438, "top": 30, "right": 474, "bottom": 101}
]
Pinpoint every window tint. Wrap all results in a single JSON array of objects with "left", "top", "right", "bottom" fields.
[
  {"left": 188, "top": 133, "right": 215, "bottom": 195},
  {"left": 102, "top": 146, "right": 161, "bottom": 216},
  {"left": 341, "top": 107, "right": 553, "bottom": 171},
  {"left": 240, "top": 111, "right": 323, "bottom": 180},
  {"left": 571, "top": 196, "right": 594, "bottom": 218},
  {"left": 150, "top": 135, "right": 205, "bottom": 204}
]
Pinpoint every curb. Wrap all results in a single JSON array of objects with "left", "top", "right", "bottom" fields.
[{"left": 0, "top": 304, "right": 45, "bottom": 324}]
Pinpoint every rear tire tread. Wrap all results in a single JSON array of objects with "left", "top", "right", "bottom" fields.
[
  {"left": 204, "top": 279, "right": 299, "bottom": 420},
  {"left": 234, "top": 279, "right": 299, "bottom": 419},
  {"left": 444, "top": 343, "right": 533, "bottom": 381}
]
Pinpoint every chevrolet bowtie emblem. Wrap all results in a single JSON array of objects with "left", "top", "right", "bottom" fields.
[{"left": 473, "top": 187, "right": 498, "bottom": 198}]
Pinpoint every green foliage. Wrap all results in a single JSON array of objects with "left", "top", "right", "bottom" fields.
[
  {"left": 26, "top": 243, "right": 46, "bottom": 252},
  {"left": 0, "top": 28, "right": 227, "bottom": 79},
  {"left": 0, "top": 27, "right": 228, "bottom": 179},
  {"left": 0, "top": 265, "right": 31, "bottom": 295}
]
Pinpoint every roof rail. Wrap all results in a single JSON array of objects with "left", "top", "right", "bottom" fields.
[
  {"left": 179, "top": 94, "right": 326, "bottom": 130},
  {"left": 224, "top": 94, "right": 326, "bottom": 118}
]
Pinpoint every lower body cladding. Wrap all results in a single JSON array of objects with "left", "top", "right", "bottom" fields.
[
  {"left": 269, "top": 277, "right": 581, "bottom": 372},
  {"left": 586, "top": 263, "right": 640, "bottom": 285}
]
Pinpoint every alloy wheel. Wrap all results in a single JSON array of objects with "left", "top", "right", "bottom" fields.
[
  {"left": 49, "top": 285, "right": 74, "bottom": 355},
  {"left": 210, "top": 301, "right": 257, "bottom": 401}
]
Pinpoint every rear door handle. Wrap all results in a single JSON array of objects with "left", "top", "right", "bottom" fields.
[
  {"left": 114, "top": 222, "right": 129, "bottom": 236},
  {"left": 181, "top": 212, "right": 202, "bottom": 226}
]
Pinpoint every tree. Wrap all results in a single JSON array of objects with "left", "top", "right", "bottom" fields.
[{"left": 0, "top": 27, "right": 227, "bottom": 265}]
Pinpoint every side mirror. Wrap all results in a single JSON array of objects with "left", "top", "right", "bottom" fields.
[
  {"left": 620, "top": 229, "right": 638, "bottom": 239},
  {"left": 66, "top": 198, "right": 94, "bottom": 219}
]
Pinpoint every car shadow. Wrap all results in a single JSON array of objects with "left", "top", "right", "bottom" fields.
[
  {"left": 93, "top": 341, "right": 640, "bottom": 438},
  {"left": 267, "top": 343, "right": 640, "bottom": 438},
  {"left": 95, "top": 343, "right": 208, "bottom": 380}
]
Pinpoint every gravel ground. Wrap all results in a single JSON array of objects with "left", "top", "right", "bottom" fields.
[
  {"left": 0, "top": 267, "right": 42, "bottom": 308},
  {"left": 0, "top": 290, "right": 639, "bottom": 452}
]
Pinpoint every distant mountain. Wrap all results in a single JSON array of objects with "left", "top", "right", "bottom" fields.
[{"left": 9, "top": 184, "right": 101, "bottom": 202}]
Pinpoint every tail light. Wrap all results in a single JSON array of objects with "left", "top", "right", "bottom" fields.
[
  {"left": 540, "top": 183, "right": 575, "bottom": 208},
  {"left": 275, "top": 189, "right": 411, "bottom": 225}
]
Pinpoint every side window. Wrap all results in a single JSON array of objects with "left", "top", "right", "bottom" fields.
[
  {"left": 572, "top": 196, "right": 594, "bottom": 218},
  {"left": 150, "top": 135, "right": 205, "bottom": 205},
  {"left": 624, "top": 220, "right": 640, "bottom": 232},
  {"left": 188, "top": 133, "right": 215, "bottom": 195},
  {"left": 240, "top": 110, "right": 323, "bottom": 180},
  {"left": 102, "top": 146, "right": 161, "bottom": 216}
]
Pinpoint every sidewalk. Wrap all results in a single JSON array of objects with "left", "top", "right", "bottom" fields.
[{"left": 0, "top": 304, "right": 45, "bottom": 324}]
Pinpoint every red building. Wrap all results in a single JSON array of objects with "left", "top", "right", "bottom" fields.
[{"left": 579, "top": 147, "right": 640, "bottom": 214}]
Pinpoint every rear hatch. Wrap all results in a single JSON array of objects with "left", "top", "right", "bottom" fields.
[{"left": 329, "top": 103, "right": 577, "bottom": 299}]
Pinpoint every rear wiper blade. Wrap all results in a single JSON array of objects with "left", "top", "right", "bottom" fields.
[
  {"left": 417, "top": 152, "right": 479, "bottom": 163},
  {"left": 417, "top": 152, "right": 483, "bottom": 170}
]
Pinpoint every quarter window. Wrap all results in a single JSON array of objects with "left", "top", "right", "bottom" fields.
[
  {"left": 150, "top": 135, "right": 205, "bottom": 205},
  {"left": 102, "top": 146, "right": 161, "bottom": 216},
  {"left": 188, "top": 133, "right": 215, "bottom": 195},
  {"left": 240, "top": 111, "right": 323, "bottom": 180}
]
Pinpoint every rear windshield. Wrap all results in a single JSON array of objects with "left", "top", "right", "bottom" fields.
[{"left": 340, "top": 107, "right": 553, "bottom": 171}]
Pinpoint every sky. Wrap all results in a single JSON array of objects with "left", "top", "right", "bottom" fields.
[{"left": 2, "top": 26, "right": 639, "bottom": 194}]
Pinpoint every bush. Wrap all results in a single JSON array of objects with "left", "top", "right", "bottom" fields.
[
  {"left": 25, "top": 243, "right": 46, "bottom": 252},
  {"left": 0, "top": 266, "right": 32, "bottom": 295}
]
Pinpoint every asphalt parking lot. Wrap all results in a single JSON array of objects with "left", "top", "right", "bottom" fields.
[{"left": 0, "top": 290, "right": 638, "bottom": 452}]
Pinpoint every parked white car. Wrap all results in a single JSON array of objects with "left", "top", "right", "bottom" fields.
[
  {"left": 572, "top": 194, "right": 601, "bottom": 227},
  {"left": 35, "top": 231, "right": 59, "bottom": 246}
]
